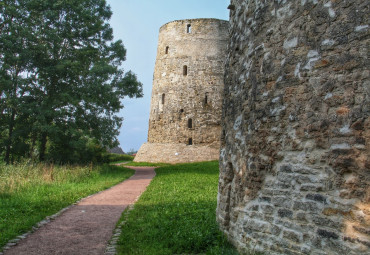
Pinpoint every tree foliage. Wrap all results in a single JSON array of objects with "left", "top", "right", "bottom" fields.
[{"left": 0, "top": 0, "right": 142, "bottom": 164}]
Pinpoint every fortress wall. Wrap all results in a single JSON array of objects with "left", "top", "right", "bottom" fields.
[
  {"left": 133, "top": 143, "right": 219, "bottom": 164},
  {"left": 135, "top": 19, "right": 229, "bottom": 163},
  {"left": 217, "top": 1, "right": 369, "bottom": 254}
]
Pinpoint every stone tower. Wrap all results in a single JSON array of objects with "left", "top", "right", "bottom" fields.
[
  {"left": 217, "top": 1, "right": 369, "bottom": 254},
  {"left": 134, "top": 18, "right": 229, "bottom": 163}
]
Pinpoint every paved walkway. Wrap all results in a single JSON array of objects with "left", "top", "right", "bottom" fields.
[{"left": 3, "top": 167, "right": 156, "bottom": 255}]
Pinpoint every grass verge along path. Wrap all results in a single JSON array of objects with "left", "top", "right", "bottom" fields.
[
  {"left": 117, "top": 161, "right": 239, "bottom": 255},
  {"left": 107, "top": 153, "right": 134, "bottom": 164},
  {"left": 0, "top": 163, "right": 134, "bottom": 249}
]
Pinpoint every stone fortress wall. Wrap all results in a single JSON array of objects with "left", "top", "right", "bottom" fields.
[
  {"left": 134, "top": 19, "right": 229, "bottom": 163},
  {"left": 217, "top": 0, "right": 369, "bottom": 254}
]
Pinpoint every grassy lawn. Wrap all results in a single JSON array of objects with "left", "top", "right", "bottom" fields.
[
  {"left": 117, "top": 161, "right": 239, "bottom": 255},
  {"left": 107, "top": 153, "right": 135, "bottom": 164},
  {"left": 124, "top": 161, "right": 170, "bottom": 167},
  {"left": 0, "top": 163, "right": 134, "bottom": 249}
]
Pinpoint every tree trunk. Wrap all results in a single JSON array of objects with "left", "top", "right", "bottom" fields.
[
  {"left": 39, "top": 132, "right": 48, "bottom": 161},
  {"left": 4, "top": 110, "right": 16, "bottom": 164},
  {"left": 29, "top": 133, "right": 36, "bottom": 159}
]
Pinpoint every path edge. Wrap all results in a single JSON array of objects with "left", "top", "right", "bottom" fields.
[
  {"left": 104, "top": 166, "right": 157, "bottom": 255},
  {"left": 0, "top": 165, "right": 138, "bottom": 254}
]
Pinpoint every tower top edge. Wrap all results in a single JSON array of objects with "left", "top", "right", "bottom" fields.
[{"left": 159, "top": 18, "right": 229, "bottom": 31}]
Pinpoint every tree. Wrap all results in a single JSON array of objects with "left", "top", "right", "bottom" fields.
[
  {"left": 0, "top": 0, "right": 143, "bottom": 163},
  {"left": 0, "top": 0, "right": 35, "bottom": 163}
]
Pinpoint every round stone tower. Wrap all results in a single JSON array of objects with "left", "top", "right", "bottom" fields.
[{"left": 134, "top": 18, "right": 229, "bottom": 163}]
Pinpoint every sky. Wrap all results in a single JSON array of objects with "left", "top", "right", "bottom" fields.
[{"left": 106, "top": 0, "right": 230, "bottom": 152}]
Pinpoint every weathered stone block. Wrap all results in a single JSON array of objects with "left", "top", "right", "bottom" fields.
[
  {"left": 317, "top": 229, "right": 339, "bottom": 239},
  {"left": 278, "top": 209, "right": 293, "bottom": 219},
  {"left": 243, "top": 219, "right": 269, "bottom": 233},
  {"left": 270, "top": 224, "right": 282, "bottom": 236},
  {"left": 312, "top": 216, "right": 342, "bottom": 229},
  {"left": 272, "top": 197, "right": 293, "bottom": 208},
  {"left": 258, "top": 196, "right": 272, "bottom": 203},
  {"left": 283, "top": 230, "right": 302, "bottom": 243},
  {"left": 260, "top": 204, "right": 274, "bottom": 214},
  {"left": 300, "top": 184, "right": 325, "bottom": 192},
  {"left": 306, "top": 193, "right": 328, "bottom": 204},
  {"left": 280, "top": 164, "right": 293, "bottom": 173},
  {"left": 293, "top": 201, "right": 321, "bottom": 212}
]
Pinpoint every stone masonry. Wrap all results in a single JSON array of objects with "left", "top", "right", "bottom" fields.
[
  {"left": 135, "top": 19, "right": 229, "bottom": 163},
  {"left": 217, "top": 1, "right": 369, "bottom": 254}
]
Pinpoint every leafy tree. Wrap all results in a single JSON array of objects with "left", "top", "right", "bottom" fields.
[
  {"left": 0, "top": 0, "right": 142, "bottom": 163},
  {"left": 0, "top": 0, "right": 35, "bottom": 163}
]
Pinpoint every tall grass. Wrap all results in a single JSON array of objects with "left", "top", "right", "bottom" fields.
[
  {"left": 0, "top": 162, "right": 134, "bottom": 249},
  {"left": 1, "top": 163, "right": 90, "bottom": 193}
]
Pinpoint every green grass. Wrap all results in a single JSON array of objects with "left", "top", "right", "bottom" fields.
[
  {"left": 116, "top": 161, "right": 239, "bottom": 255},
  {"left": 0, "top": 163, "right": 134, "bottom": 249},
  {"left": 106, "top": 153, "right": 135, "bottom": 164},
  {"left": 124, "top": 161, "right": 170, "bottom": 167}
]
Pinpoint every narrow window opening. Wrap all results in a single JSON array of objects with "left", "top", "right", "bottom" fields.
[
  {"left": 188, "top": 138, "right": 193, "bottom": 145},
  {"left": 188, "top": 118, "right": 193, "bottom": 129},
  {"left": 162, "top": 93, "right": 165, "bottom": 104},
  {"left": 165, "top": 46, "right": 169, "bottom": 54},
  {"left": 204, "top": 93, "right": 208, "bottom": 104},
  {"left": 187, "top": 24, "right": 191, "bottom": 33},
  {"left": 183, "top": 65, "right": 188, "bottom": 76}
]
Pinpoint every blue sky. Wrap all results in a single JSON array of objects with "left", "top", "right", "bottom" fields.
[{"left": 106, "top": 0, "right": 229, "bottom": 152}]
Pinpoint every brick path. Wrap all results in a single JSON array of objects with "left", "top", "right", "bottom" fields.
[{"left": 3, "top": 167, "right": 155, "bottom": 255}]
